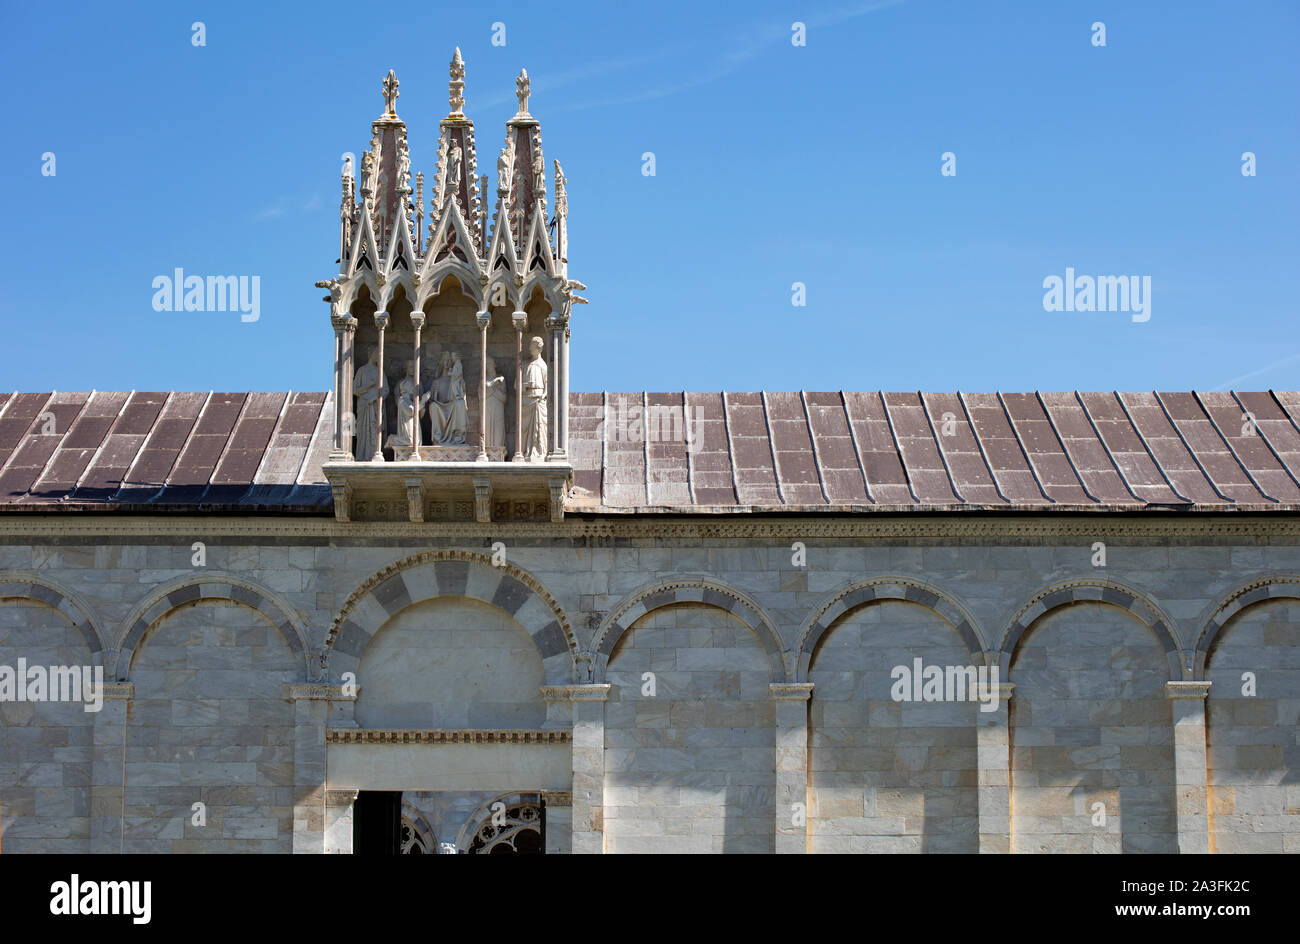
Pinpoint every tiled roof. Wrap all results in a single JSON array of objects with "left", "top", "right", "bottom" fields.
[{"left": 2, "top": 390, "right": 1299, "bottom": 513}]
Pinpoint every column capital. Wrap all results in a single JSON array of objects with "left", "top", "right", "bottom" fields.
[
  {"left": 770, "top": 682, "right": 814, "bottom": 701},
  {"left": 544, "top": 315, "right": 567, "bottom": 331},
  {"left": 409, "top": 310, "right": 425, "bottom": 330},
  {"left": 541, "top": 790, "right": 573, "bottom": 807},
  {"left": 476, "top": 310, "right": 491, "bottom": 330},
  {"left": 374, "top": 310, "right": 390, "bottom": 330},
  {"left": 1165, "top": 680, "right": 1212, "bottom": 700},
  {"left": 100, "top": 682, "right": 135, "bottom": 701},
  {"left": 541, "top": 683, "right": 611, "bottom": 703},
  {"left": 511, "top": 310, "right": 528, "bottom": 332},
  {"left": 283, "top": 683, "right": 357, "bottom": 702}
]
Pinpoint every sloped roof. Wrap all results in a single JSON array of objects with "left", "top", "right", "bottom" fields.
[{"left": 1, "top": 390, "right": 1299, "bottom": 513}]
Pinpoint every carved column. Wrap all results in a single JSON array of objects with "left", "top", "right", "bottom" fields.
[
  {"left": 1167, "top": 681, "right": 1212, "bottom": 854},
  {"left": 372, "top": 311, "right": 389, "bottom": 462},
  {"left": 331, "top": 315, "right": 347, "bottom": 457},
  {"left": 341, "top": 317, "right": 356, "bottom": 457},
  {"left": 542, "top": 683, "right": 610, "bottom": 854},
  {"left": 977, "top": 682, "right": 1015, "bottom": 853},
  {"left": 511, "top": 311, "right": 527, "bottom": 461},
  {"left": 545, "top": 316, "right": 563, "bottom": 460},
  {"left": 409, "top": 311, "right": 424, "bottom": 453},
  {"left": 285, "top": 684, "right": 333, "bottom": 854},
  {"left": 560, "top": 323, "right": 570, "bottom": 455},
  {"left": 476, "top": 311, "right": 490, "bottom": 461},
  {"left": 324, "top": 790, "right": 358, "bottom": 854},
  {"left": 772, "top": 682, "right": 813, "bottom": 854},
  {"left": 541, "top": 790, "right": 573, "bottom": 854},
  {"left": 90, "top": 682, "right": 133, "bottom": 853}
]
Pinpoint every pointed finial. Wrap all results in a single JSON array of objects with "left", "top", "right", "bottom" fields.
[
  {"left": 449, "top": 47, "right": 466, "bottom": 116},
  {"left": 381, "top": 69, "right": 400, "bottom": 117},
  {"left": 515, "top": 68, "right": 531, "bottom": 115}
]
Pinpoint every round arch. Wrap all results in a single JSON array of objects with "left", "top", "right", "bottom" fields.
[
  {"left": 325, "top": 550, "right": 576, "bottom": 684},
  {"left": 997, "top": 576, "right": 1184, "bottom": 680},
  {"left": 114, "top": 573, "right": 310, "bottom": 681},
  {"left": 592, "top": 576, "right": 787, "bottom": 683},
  {"left": 0, "top": 571, "right": 107, "bottom": 657},
  {"left": 1195, "top": 574, "right": 1300, "bottom": 678},
  {"left": 795, "top": 575, "right": 987, "bottom": 682}
]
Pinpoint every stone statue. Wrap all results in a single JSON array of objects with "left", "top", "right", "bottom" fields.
[
  {"left": 532, "top": 152, "right": 544, "bottom": 197},
  {"left": 515, "top": 68, "right": 530, "bottom": 114},
  {"left": 485, "top": 357, "right": 507, "bottom": 450},
  {"left": 521, "top": 336, "right": 547, "bottom": 460},
  {"left": 446, "top": 142, "right": 462, "bottom": 197},
  {"left": 353, "top": 348, "right": 386, "bottom": 461},
  {"left": 427, "top": 352, "right": 469, "bottom": 445},
  {"left": 382, "top": 69, "right": 400, "bottom": 116},
  {"left": 497, "top": 142, "right": 513, "bottom": 198},
  {"left": 396, "top": 146, "right": 410, "bottom": 193},
  {"left": 385, "top": 374, "right": 431, "bottom": 461}
]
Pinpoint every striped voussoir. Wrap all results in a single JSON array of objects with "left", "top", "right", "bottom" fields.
[
  {"left": 594, "top": 578, "right": 787, "bottom": 682},
  {"left": 324, "top": 551, "right": 576, "bottom": 684},
  {"left": 115, "top": 575, "right": 306, "bottom": 675},
  {"left": 1194, "top": 575, "right": 1300, "bottom": 676},
  {"left": 797, "top": 577, "right": 986, "bottom": 677},
  {"left": 0, "top": 573, "right": 105, "bottom": 654},
  {"left": 998, "top": 578, "right": 1183, "bottom": 679}
]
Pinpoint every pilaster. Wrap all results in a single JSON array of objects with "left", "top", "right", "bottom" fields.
[
  {"left": 977, "top": 681, "right": 1014, "bottom": 853},
  {"left": 1167, "top": 680, "right": 1213, "bottom": 854},
  {"left": 543, "top": 683, "right": 610, "bottom": 854},
  {"left": 771, "top": 682, "right": 813, "bottom": 854},
  {"left": 90, "top": 682, "right": 133, "bottom": 854}
]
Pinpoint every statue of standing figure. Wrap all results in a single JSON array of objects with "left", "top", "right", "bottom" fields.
[
  {"left": 446, "top": 141, "right": 463, "bottom": 199},
  {"left": 521, "top": 336, "right": 547, "bottom": 461},
  {"left": 353, "top": 348, "right": 386, "bottom": 461},
  {"left": 484, "top": 357, "right": 507, "bottom": 450},
  {"left": 427, "top": 352, "right": 469, "bottom": 445},
  {"left": 385, "top": 373, "right": 431, "bottom": 461}
]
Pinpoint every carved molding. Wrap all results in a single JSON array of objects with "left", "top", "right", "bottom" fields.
[
  {"left": 4, "top": 515, "right": 1298, "bottom": 541},
  {"left": 325, "top": 728, "right": 570, "bottom": 744}
]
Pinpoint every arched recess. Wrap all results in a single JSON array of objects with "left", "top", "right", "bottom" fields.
[
  {"left": 454, "top": 791, "right": 545, "bottom": 854},
  {"left": 0, "top": 572, "right": 107, "bottom": 657},
  {"left": 114, "top": 573, "right": 310, "bottom": 680},
  {"left": 1195, "top": 574, "right": 1300, "bottom": 678},
  {"left": 326, "top": 550, "right": 575, "bottom": 684},
  {"left": 592, "top": 576, "right": 787, "bottom": 682},
  {"left": 997, "top": 576, "right": 1184, "bottom": 679},
  {"left": 795, "top": 576, "right": 986, "bottom": 682},
  {"left": 400, "top": 801, "right": 438, "bottom": 854}
]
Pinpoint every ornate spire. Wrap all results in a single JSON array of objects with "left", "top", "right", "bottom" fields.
[
  {"left": 449, "top": 47, "right": 466, "bottom": 116},
  {"left": 515, "top": 68, "right": 531, "bottom": 116},
  {"left": 381, "top": 69, "right": 400, "bottom": 118}
]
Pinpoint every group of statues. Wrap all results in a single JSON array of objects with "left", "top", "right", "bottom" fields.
[{"left": 351, "top": 338, "right": 548, "bottom": 462}]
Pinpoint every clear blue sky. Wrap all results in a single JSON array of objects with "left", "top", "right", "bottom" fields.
[{"left": 1, "top": 0, "right": 1296, "bottom": 394}]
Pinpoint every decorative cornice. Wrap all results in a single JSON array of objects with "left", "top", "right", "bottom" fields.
[
  {"left": 326, "top": 728, "right": 570, "bottom": 745},
  {"left": 2, "top": 515, "right": 1297, "bottom": 541}
]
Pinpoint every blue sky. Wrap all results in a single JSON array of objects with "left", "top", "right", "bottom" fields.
[{"left": 1, "top": 0, "right": 1296, "bottom": 394}]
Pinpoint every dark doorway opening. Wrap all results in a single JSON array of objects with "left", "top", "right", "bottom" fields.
[{"left": 354, "top": 790, "right": 402, "bottom": 854}]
